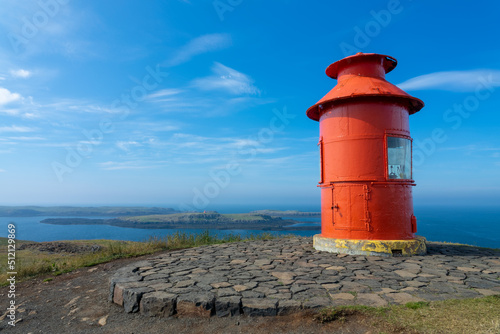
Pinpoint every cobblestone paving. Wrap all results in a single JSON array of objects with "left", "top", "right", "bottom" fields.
[{"left": 109, "top": 237, "right": 500, "bottom": 317}]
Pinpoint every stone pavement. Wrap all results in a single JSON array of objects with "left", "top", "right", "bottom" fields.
[{"left": 109, "top": 237, "right": 500, "bottom": 317}]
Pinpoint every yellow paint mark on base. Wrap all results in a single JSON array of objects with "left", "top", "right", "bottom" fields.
[{"left": 313, "top": 235, "right": 427, "bottom": 257}]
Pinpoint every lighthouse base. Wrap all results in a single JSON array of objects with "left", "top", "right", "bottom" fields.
[{"left": 313, "top": 235, "right": 427, "bottom": 257}]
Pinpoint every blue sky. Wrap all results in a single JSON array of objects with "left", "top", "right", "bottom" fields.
[{"left": 0, "top": 0, "right": 499, "bottom": 210}]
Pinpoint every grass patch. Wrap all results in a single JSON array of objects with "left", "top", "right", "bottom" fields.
[
  {"left": 0, "top": 238, "right": 168, "bottom": 285},
  {"left": 164, "top": 230, "right": 276, "bottom": 250},
  {"left": 384, "top": 295, "right": 500, "bottom": 334},
  {"left": 0, "top": 231, "right": 279, "bottom": 285},
  {"left": 405, "top": 301, "right": 430, "bottom": 310},
  {"left": 317, "top": 295, "right": 500, "bottom": 333},
  {"left": 315, "top": 305, "right": 381, "bottom": 323}
]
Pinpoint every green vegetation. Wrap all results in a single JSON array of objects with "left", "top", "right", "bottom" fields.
[
  {"left": 165, "top": 230, "right": 276, "bottom": 249},
  {"left": 0, "top": 231, "right": 279, "bottom": 285},
  {"left": 0, "top": 238, "right": 167, "bottom": 285},
  {"left": 384, "top": 295, "right": 500, "bottom": 333},
  {"left": 404, "top": 301, "right": 430, "bottom": 310},
  {"left": 0, "top": 237, "right": 31, "bottom": 246},
  {"left": 317, "top": 296, "right": 500, "bottom": 333},
  {"left": 120, "top": 212, "right": 276, "bottom": 224},
  {"left": 250, "top": 209, "right": 320, "bottom": 217}
]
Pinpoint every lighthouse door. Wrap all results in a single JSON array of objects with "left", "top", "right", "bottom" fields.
[
  {"left": 321, "top": 186, "right": 335, "bottom": 235},
  {"left": 333, "top": 184, "right": 368, "bottom": 231}
]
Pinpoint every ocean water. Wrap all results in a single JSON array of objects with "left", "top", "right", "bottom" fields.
[
  {"left": 414, "top": 206, "right": 500, "bottom": 248},
  {"left": 0, "top": 206, "right": 498, "bottom": 249}
]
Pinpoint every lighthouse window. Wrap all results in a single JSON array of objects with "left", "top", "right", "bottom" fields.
[
  {"left": 387, "top": 137, "right": 411, "bottom": 180},
  {"left": 318, "top": 138, "right": 324, "bottom": 184}
]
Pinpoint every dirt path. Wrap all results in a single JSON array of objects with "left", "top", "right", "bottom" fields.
[{"left": 0, "top": 252, "right": 381, "bottom": 334}]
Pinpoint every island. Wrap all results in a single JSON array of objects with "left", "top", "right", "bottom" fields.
[
  {"left": 249, "top": 210, "right": 320, "bottom": 217},
  {"left": 40, "top": 212, "right": 320, "bottom": 231}
]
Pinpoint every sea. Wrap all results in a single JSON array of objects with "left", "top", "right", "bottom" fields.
[{"left": 0, "top": 205, "right": 499, "bottom": 249}]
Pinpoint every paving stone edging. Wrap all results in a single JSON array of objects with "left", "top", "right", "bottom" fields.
[{"left": 109, "top": 237, "right": 500, "bottom": 317}]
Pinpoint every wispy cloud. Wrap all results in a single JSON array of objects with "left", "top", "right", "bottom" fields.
[
  {"left": 191, "top": 62, "right": 260, "bottom": 95},
  {"left": 0, "top": 87, "right": 22, "bottom": 105},
  {"left": 438, "top": 145, "right": 500, "bottom": 159},
  {"left": 439, "top": 145, "right": 500, "bottom": 152},
  {"left": 10, "top": 69, "right": 31, "bottom": 78},
  {"left": 0, "top": 125, "right": 34, "bottom": 133},
  {"left": 7, "top": 136, "right": 45, "bottom": 141},
  {"left": 0, "top": 1, "right": 101, "bottom": 60},
  {"left": 145, "top": 88, "right": 184, "bottom": 100},
  {"left": 166, "top": 33, "right": 232, "bottom": 67},
  {"left": 98, "top": 161, "right": 167, "bottom": 171},
  {"left": 116, "top": 141, "right": 141, "bottom": 152},
  {"left": 0, "top": 108, "right": 21, "bottom": 116},
  {"left": 0, "top": 169, "right": 6, "bottom": 173},
  {"left": 146, "top": 80, "right": 268, "bottom": 117},
  {"left": 44, "top": 99, "right": 121, "bottom": 114},
  {"left": 397, "top": 69, "right": 500, "bottom": 92},
  {"left": 168, "top": 133, "right": 287, "bottom": 162}
]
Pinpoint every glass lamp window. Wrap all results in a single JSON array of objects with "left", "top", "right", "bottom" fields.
[{"left": 387, "top": 137, "right": 411, "bottom": 179}]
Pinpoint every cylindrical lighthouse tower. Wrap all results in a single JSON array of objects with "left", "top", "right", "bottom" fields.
[{"left": 307, "top": 53, "right": 426, "bottom": 257}]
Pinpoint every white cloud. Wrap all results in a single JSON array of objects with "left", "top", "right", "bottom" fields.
[
  {"left": 0, "top": 169, "right": 5, "bottom": 172},
  {"left": 0, "top": 87, "right": 21, "bottom": 105},
  {"left": 168, "top": 133, "right": 287, "bottom": 162},
  {"left": 22, "top": 112, "right": 38, "bottom": 119},
  {"left": 166, "top": 33, "right": 232, "bottom": 67},
  {"left": 0, "top": 125, "right": 34, "bottom": 133},
  {"left": 439, "top": 145, "right": 500, "bottom": 152},
  {"left": 191, "top": 62, "right": 260, "bottom": 95},
  {"left": 0, "top": 108, "right": 21, "bottom": 116},
  {"left": 397, "top": 69, "right": 500, "bottom": 92},
  {"left": 10, "top": 69, "right": 31, "bottom": 78},
  {"left": 7, "top": 136, "right": 45, "bottom": 141},
  {"left": 146, "top": 89, "right": 184, "bottom": 100},
  {"left": 45, "top": 99, "right": 121, "bottom": 114},
  {"left": 98, "top": 161, "right": 156, "bottom": 171},
  {"left": 116, "top": 141, "right": 141, "bottom": 152},
  {"left": 154, "top": 125, "right": 179, "bottom": 132}
]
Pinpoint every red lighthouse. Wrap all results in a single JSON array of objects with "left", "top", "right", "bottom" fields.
[{"left": 307, "top": 53, "right": 426, "bottom": 257}]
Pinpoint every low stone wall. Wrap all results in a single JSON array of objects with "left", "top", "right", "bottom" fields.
[{"left": 109, "top": 237, "right": 500, "bottom": 317}]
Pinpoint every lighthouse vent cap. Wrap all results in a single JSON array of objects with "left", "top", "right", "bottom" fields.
[
  {"left": 306, "top": 53, "right": 424, "bottom": 121},
  {"left": 326, "top": 53, "right": 397, "bottom": 79}
]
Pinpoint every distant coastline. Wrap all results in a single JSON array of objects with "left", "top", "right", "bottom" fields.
[
  {"left": 40, "top": 211, "right": 320, "bottom": 231},
  {"left": 0, "top": 206, "right": 179, "bottom": 217},
  {"left": 0, "top": 206, "right": 321, "bottom": 218}
]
